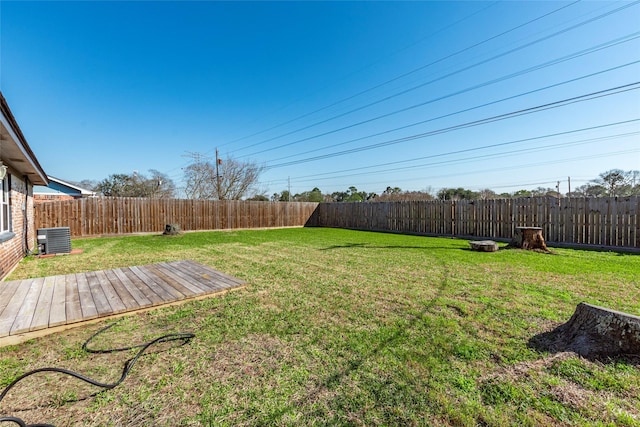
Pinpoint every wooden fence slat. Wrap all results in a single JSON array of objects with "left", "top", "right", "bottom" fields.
[
  {"left": 311, "top": 197, "right": 638, "bottom": 249},
  {"left": 34, "top": 197, "right": 638, "bottom": 249},
  {"left": 35, "top": 199, "right": 320, "bottom": 237}
]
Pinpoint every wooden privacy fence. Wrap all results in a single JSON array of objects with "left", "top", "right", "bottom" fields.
[
  {"left": 312, "top": 196, "right": 640, "bottom": 249},
  {"left": 35, "top": 196, "right": 640, "bottom": 249},
  {"left": 35, "top": 198, "right": 319, "bottom": 237}
]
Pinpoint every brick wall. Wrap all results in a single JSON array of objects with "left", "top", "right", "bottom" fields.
[
  {"left": 34, "top": 194, "right": 76, "bottom": 203},
  {"left": 0, "top": 171, "right": 34, "bottom": 279}
]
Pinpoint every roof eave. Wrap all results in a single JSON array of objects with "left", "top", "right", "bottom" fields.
[{"left": 0, "top": 92, "right": 48, "bottom": 186}]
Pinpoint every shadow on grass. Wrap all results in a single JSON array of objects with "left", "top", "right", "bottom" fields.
[
  {"left": 319, "top": 242, "right": 463, "bottom": 251},
  {"left": 279, "top": 263, "right": 452, "bottom": 420},
  {"left": 528, "top": 325, "right": 640, "bottom": 366}
]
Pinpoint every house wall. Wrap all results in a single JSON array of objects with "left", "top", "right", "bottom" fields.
[
  {"left": 0, "top": 171, "right": 34, "bottom": 279},
  {"left": 34, "top": 194, "right": 75, "bottom": 203},
  {"left": 33, "top": 181, "right": 83, "bottom": 203}
]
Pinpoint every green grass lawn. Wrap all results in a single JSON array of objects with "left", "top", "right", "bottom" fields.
[{"left": 1, "top": 227, "right": 639, "bottom": 426}]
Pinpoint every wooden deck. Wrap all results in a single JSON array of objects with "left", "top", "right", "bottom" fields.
[{"left": 0, "top": 260, "right": 245, "bottom": 346}]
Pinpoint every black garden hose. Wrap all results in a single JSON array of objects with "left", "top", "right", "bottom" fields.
[{"left": 0, "top": 322, "right": 195, "bottom": 427}]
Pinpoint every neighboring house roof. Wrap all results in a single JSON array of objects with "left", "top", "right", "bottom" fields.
[
  {"left": 34, "top": 176, "right": 96, "bottom": 197},
  {"left": 0, "top": 91, "right": 48, "bottom": 185}
]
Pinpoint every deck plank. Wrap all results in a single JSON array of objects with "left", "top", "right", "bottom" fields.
[
  {"left": 112, "top": 268, "right": 154, "bottom": 307},
  {"left": 0, "top": 261, "right": 245, "bottom": 345},
  {"left": 196, "top": 262, "right": 245, "bottom": 284},
  {"left": 129, "top": 265, "right": 185, "bottom": 301},
  {"left": 145, "top": 264, "right": 202, "bottom": 298},
  {"left": 176, "top": 266, "right": 231, "bottom": 292},
  {"left": 170, "top": 261, "right": 222, "bottom": 291},
  {"left": 86, "top": 271, "right": 112, "bottom": 316},
  {"left": 182, "top": 261, "right": 245, "bottom": 288},
  {"left": 76, "top": 273, "right": 98, "bottom": 320},
  {"left": 94, "top": 270, "right": 127, "bottom": 314},
  {"left": 172, "top": 261, "right": 227, "bottom": 291},
  {"left": 0, "top": 279, "right": 33, "bottom": 337},
  {"left": 29, "top": 276, "right": 56, "bottom": 332},
  {"left": 123, "top": 267, "right": 165, "bottom": 306},
  {"left": 9, "top": 278, "right": 44, "bottom": 335},
  {"left": 191, "top": 261, "right": 245, "bottom": 286},
  {"left": 49, "top": 275, "right": 68, "bottom": 327},
  {"left": 104, "top": 269, "right": 139, "bottom": 310},
  {"left": 0, "top": 280, "right": 21, "bottom": 315},
  {"left": 65, "top": 274, "right": 83, "bottom": 324}
]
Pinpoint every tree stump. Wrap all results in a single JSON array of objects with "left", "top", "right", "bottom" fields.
[
  {"left": 163, "top": 223, "right": 182, "bottom": 235},
  {"left": 535, "top": 303, "right": 640, "bottom": 359},
  {"left": 469, "top": 240, "right": 499, "bottom": 252},
  {"left": 509, "top": 226, "right": 549, "bottom": 252}
]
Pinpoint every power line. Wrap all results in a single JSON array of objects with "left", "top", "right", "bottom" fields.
[
  {"left": 280, "top": 120, "right": 639, "bottom": 181},
  {"left": 245, "top": 34, "right": 639, "bottom": 160},
  {"left": 164, "top": 2, "right": 636, "bottom": 182},
  {"left": 264, "top": 83, "right": 640, "bottom": 169},
  {"left": 217, "top": 2, "right": 501, "bottom": 149},
  {"left": 263, "top": 48, "right": 640, "bottom": 164},
  {"left": 470, "top": 180, "right": 565, "bottom": 191},
  {"left": 164, "top": 6, "right": 505, "bottom": 183},
  {"left": 222, "top": 1, "right": 575, "bottom": 151},
  {"left": 232, "top": 1, "right": 639, "bottom": 156},
  {"left": 297, "top": 149, "right": 639, "bottom": 192},
  {"left": 281, "top": 131, "right": 638, "bottom": 185},
  {"left": 423, "top": 148, "right": 640, "bottom": 187}
]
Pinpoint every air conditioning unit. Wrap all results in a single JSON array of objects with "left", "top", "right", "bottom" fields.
[{"left": 37, "top": 227, "right": 71, "bottom": 255}]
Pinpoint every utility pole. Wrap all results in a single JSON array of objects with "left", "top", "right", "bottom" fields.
[
  {"left": 568, "top": 176, "right": 571, "bottom": 196},
  {"left": 287, "top": 176, "right": 291, "bottom": 202},
  {"left": 556, "top": 180, "right": 561, "bottom": 197},
  {"left": 215, "top": 148, "right": 222, "bottom": 200}
]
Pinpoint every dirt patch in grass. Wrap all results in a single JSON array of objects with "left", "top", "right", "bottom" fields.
[{"left": 480, "top": 352, "right": 640, "bottom": 424}]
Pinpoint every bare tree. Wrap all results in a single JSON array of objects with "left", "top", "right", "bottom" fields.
[
  {"left": 183, "top": 153, "right": 216, "bottom": 199},
  {"left": 478, "top": 188, "right": 497, "bottom": 200},
  {"left": 183, "top": 152, "right": 264, "bottom": 200},
  {"left": 148, "top": 169, "right": 176, "bottom": 199}
]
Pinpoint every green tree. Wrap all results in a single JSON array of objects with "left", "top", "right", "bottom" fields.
[
  {"left": 376, "top": 186, "right": 433, "bottom": 201},
  {"left": 383, "top": 186, "right": 402, "bottom": 195},
  {"left": 94, "top": 171, "right": 175, "bottom": 198},
  {"left": 330, "top": 186, "right": 374, "bottom": 202},
  {"left": 437, "top": 187, "right": 478, "bottom": 200},
  {"left": 291, "top": 187, "right": 324, "bottom": 202},
  {"left": 512, "top": 189, "right": 532, "bottom": 198},
  {"left": 574, "top": 183, "right": 605, "bottom": 197},
  {"left": 307, "top": 187, "right": 324, "bottom": 202},
  {"left": 593, "top": 169, "right": 639, "bottom": 197},
  {"left": 575, "top": 169, "right": 639, "bottom": 197},
  {"left": 598, "top": 169, "right": 627, "bottom": 196},
  {"left": 273, "top": 190, "right": 291, "bottom": 202},
  {"left": 530, "top": 187, "right": 554, "bottom": 197},
  {"left": 95, "top": 173, "right": 133, "bottom": 197}
]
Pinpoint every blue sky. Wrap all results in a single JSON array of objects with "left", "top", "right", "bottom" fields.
[{"left": 1, "top": 1, "right": 638, "bottom": 197}]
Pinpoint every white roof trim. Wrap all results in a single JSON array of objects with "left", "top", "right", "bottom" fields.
[{"left": 47, "top": 176, "right": 96, "bottom": 196}]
